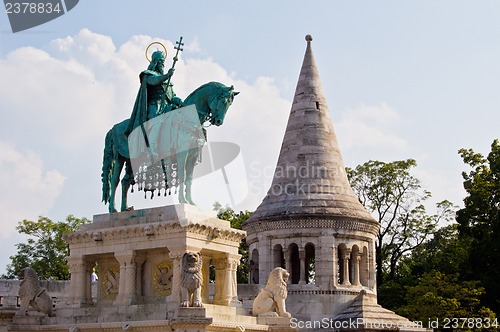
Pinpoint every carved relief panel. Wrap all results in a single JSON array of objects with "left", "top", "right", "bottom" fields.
[
  {"left": 152, "top": 260, "right": 173, "bottom": 297},
  {"left": 98, "top": 258, "right": 120, "bottom": 301}
]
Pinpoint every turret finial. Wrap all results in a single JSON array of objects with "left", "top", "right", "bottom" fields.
[{"left": 305, "top": 34, "right": 313, "bottom": 42}]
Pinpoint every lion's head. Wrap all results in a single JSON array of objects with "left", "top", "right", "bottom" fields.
[
  {"left": 18, "top": 267, "right": 39, "bottom": 282},
  {"left": 182, "top": 252, "right": 202, "bottom": 273},
  {"left": 18, "top": 267, "right": 42, "bottom": 299},
  {"left": 265, "top": 267, "right": 289, "bottom": 299}
]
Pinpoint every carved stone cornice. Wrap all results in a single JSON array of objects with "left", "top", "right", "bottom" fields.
[
  {"left": 64, "top": 222, "right": 246, "bottom": 245},
  {"left": 243, "top": 217, "right": 379, "bottom": 237}
]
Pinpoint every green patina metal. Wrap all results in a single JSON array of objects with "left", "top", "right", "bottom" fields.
[{"left": 101, "top": 37, "right": 239, "bottom": 213}]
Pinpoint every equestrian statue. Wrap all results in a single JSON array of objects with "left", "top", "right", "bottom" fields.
[{"left": 101, "top": 38, "right": 239, "bottom": 213}]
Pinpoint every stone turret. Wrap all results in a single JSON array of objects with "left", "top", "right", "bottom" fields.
[
  {"left": 243, "top": 36, "right": 423, "bottom": 330},
  {"left": 243, "top": 35, "right": 380, "bottom": 320},
  {"left": 246, "top": 35, "right": 376, "bottom": 225}
]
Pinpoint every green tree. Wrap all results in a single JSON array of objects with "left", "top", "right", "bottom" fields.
[
  {"left": 347, "top": 159, "right": 454, "bottom": 286},
  {"left": 397, "top": 271, "right": 496, "bottom": 331},
  {"left": 213, "top": 203, "right": 252, "bottom": 283},
  {"left": 379, "top": 221, "right": 495, "bottom": 319},
  {"left": 3, "top": 215, "right": 90, "bottom": 280},
  {"left": 409, "top": 223, "right": 470, "bottom": 277},
  {"left": 457, "top": 139, "right": 500, "bottom": 314},
  {"left": 379, "top": 223, "right": 473, "bottom": 312}
]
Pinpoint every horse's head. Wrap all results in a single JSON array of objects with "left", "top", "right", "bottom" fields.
[{"left": 208, "top": 85, "right": 239, "bottom": 126}]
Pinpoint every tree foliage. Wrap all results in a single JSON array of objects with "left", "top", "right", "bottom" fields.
[
  {"left": 457, "top": 139, "right": 500, "bottom": 314},
  {"left": 3, "top": 215, "right": 90, "bottom": 280},
  {"left": 409, "top": 223, "right": 470, "bottom": 277},
  {"left": 347, "top": 159, "right": 454, "bottom": 285},
  {"left": 214, "top": 202, "right": 251, "bottom": 284},
  {"left": 375, "top": 140, "right": 500, "bottom": 318},
  {"left": 397, "top": 270, "right": 496, "bottom": 330},
  {"left": 380, "top": 223, "right": 497, "bottom": 323}
]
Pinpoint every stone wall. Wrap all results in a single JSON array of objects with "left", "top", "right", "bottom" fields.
[
  {"left": 0, "top": 279, "right": 257, "bottom": 310},
  {"left": 0, "top": 280, "right": 97, "bottom": 310}
]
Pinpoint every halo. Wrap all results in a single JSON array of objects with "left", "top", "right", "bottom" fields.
[{"left": 145, "top": 42, "right": 167, "bottom": 62}]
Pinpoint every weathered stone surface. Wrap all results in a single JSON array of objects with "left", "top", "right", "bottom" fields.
[
  {"left": 242, "top": 35, "right": 423, "bottom": 331},
  {"left": 0, "top": 206, "right": 270, "bottom": 332},
  {"left": 243, "top": 36, "right": 379, "bottom": 317},
  {"left": 257, "top": 316, "right": 298, "bottom": 331},
  {"left": 332, "top": 290, "right": 431, "bottom": 331},
  {"left": 245, "top": 35, "right": 376, "bottom": 227}
]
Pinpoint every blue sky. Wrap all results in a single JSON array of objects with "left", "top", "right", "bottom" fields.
[{"left": 1, "top": 1, "right": 499, "bottom": 274}]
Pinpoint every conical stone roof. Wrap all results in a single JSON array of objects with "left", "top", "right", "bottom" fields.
[{"left": 245, "top": 35, "right": 376, "bottom": 225}]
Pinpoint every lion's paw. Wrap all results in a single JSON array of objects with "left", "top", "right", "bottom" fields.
[
  {"left": 192, "top": 301, "right": 203, "bottom": 307},
  {"left": 180, "top": 301, "right": 190, "bottom": 307},
  {"left": 261, "top": 312, "right": 278, "bottom": 317}
]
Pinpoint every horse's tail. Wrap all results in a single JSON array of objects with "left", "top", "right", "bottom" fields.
[{"left": 101, "top": 129, "right": 114, "bottom": 204}]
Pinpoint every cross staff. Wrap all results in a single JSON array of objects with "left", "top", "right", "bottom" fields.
[{"left": 165, "top": 36, "right": 184, "bottom": 87}]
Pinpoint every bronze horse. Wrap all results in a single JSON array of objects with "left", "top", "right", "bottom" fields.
[{"left": 101, "top": 82, "right": 238, "bottom": 213}]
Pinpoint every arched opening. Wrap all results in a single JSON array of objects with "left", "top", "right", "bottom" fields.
[
  {"left": 288, "top": 243, "right": 300, "bottom": 284},
  {"left": 360, "top": 246, "right": 369, "bottom": 287},
  {"left": 273, "top": 244, "right": 285, "bottom": 269},
  {"left": 337, "top": 243, "right": 350, "bottom": 286},
  {"left": 249, "top": 249, "right": 259, "bottom": 284},
  {"left": 350, "top": 245, "right": 360, "bottom": 286},
  {"left": 305, "top": 243, "right": 315, "bottom": 284}
]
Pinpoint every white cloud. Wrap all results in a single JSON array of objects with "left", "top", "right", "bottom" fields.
[
  {"left": 50, "top": 28, "right": 116, "bottom": 66},
  {"left": 184, "top": 37, "right": 202, "bottom": 54},
  {"left": 0, "top": 141, "right": 65, "bottom": 238},
  {"left": 336, "top": 103, "right": 409, "bottom": 151}
]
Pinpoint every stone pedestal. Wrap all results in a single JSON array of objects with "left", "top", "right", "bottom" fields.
[
  {"left": 4, "top": 205, "right": 277, "bottom": 331},
  {"left": 64, "top": 204, "right": 246, "bottom": 310},
  {"left": 11, "top": 314, "right": 47, "bottom": 326},
  {"left": 171, "top": 307, "right": 213, "bottom": 332},
  {"left": 257, "top": 317, "right": 298, "bottom": 331}
]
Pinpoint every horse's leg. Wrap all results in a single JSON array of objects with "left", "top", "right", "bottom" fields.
[
  {"left": 161, "top": 159, "right": 172, "bottom": 195},
  {"left": 120, "top": 158, "right": 135, "bottom": 211},
  {"left": 109, "top": 158, "right": 124, "bottom": 213},
  {"left": 184, "top": 148, "right": 199, "bottom": 205},
  {"left": 176, "top": 150, "right": 188, "bottom": 204}
]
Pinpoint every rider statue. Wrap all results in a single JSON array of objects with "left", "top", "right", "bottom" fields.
[{"left": 125, "top": 50, "right": 183, "bottom": 157}]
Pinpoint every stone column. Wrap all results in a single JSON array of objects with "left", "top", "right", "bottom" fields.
[
  {"left": 369, "top": 239, "right": 377, "bottom": 290},
  {"left": 352, "top": 252, "right": 361, "bottom": 286},
  {"left": 299, "top": 249, "right": 306, "bottom": 284},
  {"left": 114, "top": 251, "right": 138, "bottom": 305},
  {"left": 332, "top": 245, "right": 338, "bottom": 288},
  {"left": 212, "top": 253, "right": 241, "bottom": 306},
  {"left": 67, "top": 256, "right": 92, "bottom": 306},
  {"left": 135, "top": 253, "right": 146, "bottom": 303},
  {"left": 84, "top": 260, "right": 94, "bottom": 305},
  {"left": 316, "top": 237, "right": 335, "bottom": 289},
  {"left": 341, "top": 249, "right": 351, "bottom": 286},
  {"left": 201, "top": 253, "right": 211, "bottom": 303},
  {"left": 168, "top": 250, "right": 184, "bottom": 305}
]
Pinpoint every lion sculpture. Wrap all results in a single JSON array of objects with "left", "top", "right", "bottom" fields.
[
  {"left": 180, "top": 252, "right": 203, "bottom": 307},
  {"left": 17, "top": 267, "right": 53, "bottom": 317},
  {"left": 252, "top": 267, "right": 291, "bottom": 318}
]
